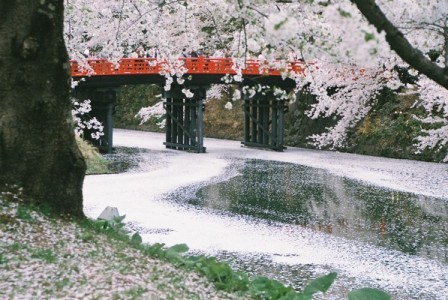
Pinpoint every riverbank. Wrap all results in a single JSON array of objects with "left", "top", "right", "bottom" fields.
[
  {"left": 0, "top": 188, "right": 353, "bottom": 300},
  {"left": 115, "top": 85, "right": 447, "bottom": 163},
  {"left": 0, "top": 197, "right": 242, "bottom": 299}
]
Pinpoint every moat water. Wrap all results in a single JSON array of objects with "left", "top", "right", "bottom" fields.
[
  {"left": 164, "top": 158, "right": 447, "bottom": 299},
  {"left": 84, "top": 130, "right": 448, "bottom": 299}
]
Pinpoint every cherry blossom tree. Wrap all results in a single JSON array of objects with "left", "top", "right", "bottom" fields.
[
  {"left": 350, "top": 0, "right": 448, "bottom": 161},
  {"left": 64, "top": 0, "right": 447, "bottom": 161},
  {"left": 0, "top": 0, "right": 86, "bottom": 215}
]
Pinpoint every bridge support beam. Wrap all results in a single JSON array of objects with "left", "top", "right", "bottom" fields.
[
  {"left": 74, "top": 88, "right": 117, "bottom": 153},
  {"left": 242, "top": 91, "right": 287, "bottom": 151},
  {"left": 163, "top": 86, "right": 207, "bottom": 153}
]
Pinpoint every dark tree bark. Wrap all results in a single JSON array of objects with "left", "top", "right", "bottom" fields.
[
  {"left": 350, "top": 0, "right": 448, "bottom": 90},
  {"left": 0, "top": 1, "right": 86, "bottom": 217}
]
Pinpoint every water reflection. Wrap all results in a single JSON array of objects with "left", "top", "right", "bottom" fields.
[{"left": 184, "top": 159, "right": 448, "bottom": 263}]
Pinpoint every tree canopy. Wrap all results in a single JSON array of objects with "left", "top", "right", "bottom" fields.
[{"left": 65, "top": 0, "right": 447, "bottom": 161}]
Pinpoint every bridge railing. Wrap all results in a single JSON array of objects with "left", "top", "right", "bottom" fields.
[
  {"left": 70, "top": 57, "right": 305, "bottom": 78},
  {"left": 180, "top": 58, "right": 234, "bottom": 74}
]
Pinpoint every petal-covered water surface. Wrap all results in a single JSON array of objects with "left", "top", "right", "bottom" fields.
[
  {"left": 177, "top": 159, "right": 447, "bottom": 263},
  {"left": 84, "top": 129, "right": 448, "bottom": 300}
]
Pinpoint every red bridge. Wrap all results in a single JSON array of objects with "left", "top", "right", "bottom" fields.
[
  {"left": 71, "top": 57, "right": 304, "bottom": 79},
  {"left": 70, "top": 58, "right": 305, "bottom": 153}
]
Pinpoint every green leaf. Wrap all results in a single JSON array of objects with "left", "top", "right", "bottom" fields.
[
  {"left": 144, "top": 243, "right": 165, "bottom": 257},
  {"left": 167, "top": 243, "right": 189, "bottom": 254},
  {"left": 131, "top": 232, "right": 142, "bottom": 245},
  {"left": 348, "top": 288, "right": 391, "bottom": 300},
  {"left": 99, "top": 220, "right": 110, "bottom": 230},
  {"left": 165, "top": 243, "right": 189, "bottom": 261},
  {"left": 302, "top": 272, "right": 337, "bottom": 296},
  {"left": 294, "top": 295, "right": 312, "bottom": 300},
  {"left": 113, "top": 214, "right": 126, "bottom": 223},
  {"left": 250, "top": 276, "right": 296, "bottom": 299}
]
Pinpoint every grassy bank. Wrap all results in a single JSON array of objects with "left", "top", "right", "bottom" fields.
[
  {"left": 3, "top": 141, "right": 236, "bottom": 299},
  {"left": 0, "top": 195, "right": 242, "bottom": 299}
]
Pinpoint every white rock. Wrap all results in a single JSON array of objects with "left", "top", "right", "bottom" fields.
[{"left": 97, "top": 206, "right": 119, "bottom": 221}]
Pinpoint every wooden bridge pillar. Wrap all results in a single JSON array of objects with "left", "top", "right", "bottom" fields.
[
  {"left": 74, "top": 88, "right": 117, "bottom": 153},
  {"left": 242, "top": 91, "right": 287, "bottom": 151},
  {"left": 163, "top": 86, "right": 207, "bottom": 153}
]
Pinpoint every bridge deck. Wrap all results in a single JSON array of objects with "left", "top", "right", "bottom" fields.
[
  {"left": 71, "top": 57, "right": 305, "bottom": 77},
  {"left": 70, "top": 58, "right": 304, "bottom": 87}
]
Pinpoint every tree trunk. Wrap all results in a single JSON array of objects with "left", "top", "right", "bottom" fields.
[{"left": 0, "top": 1, "right": 86, "bottom": 217}]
